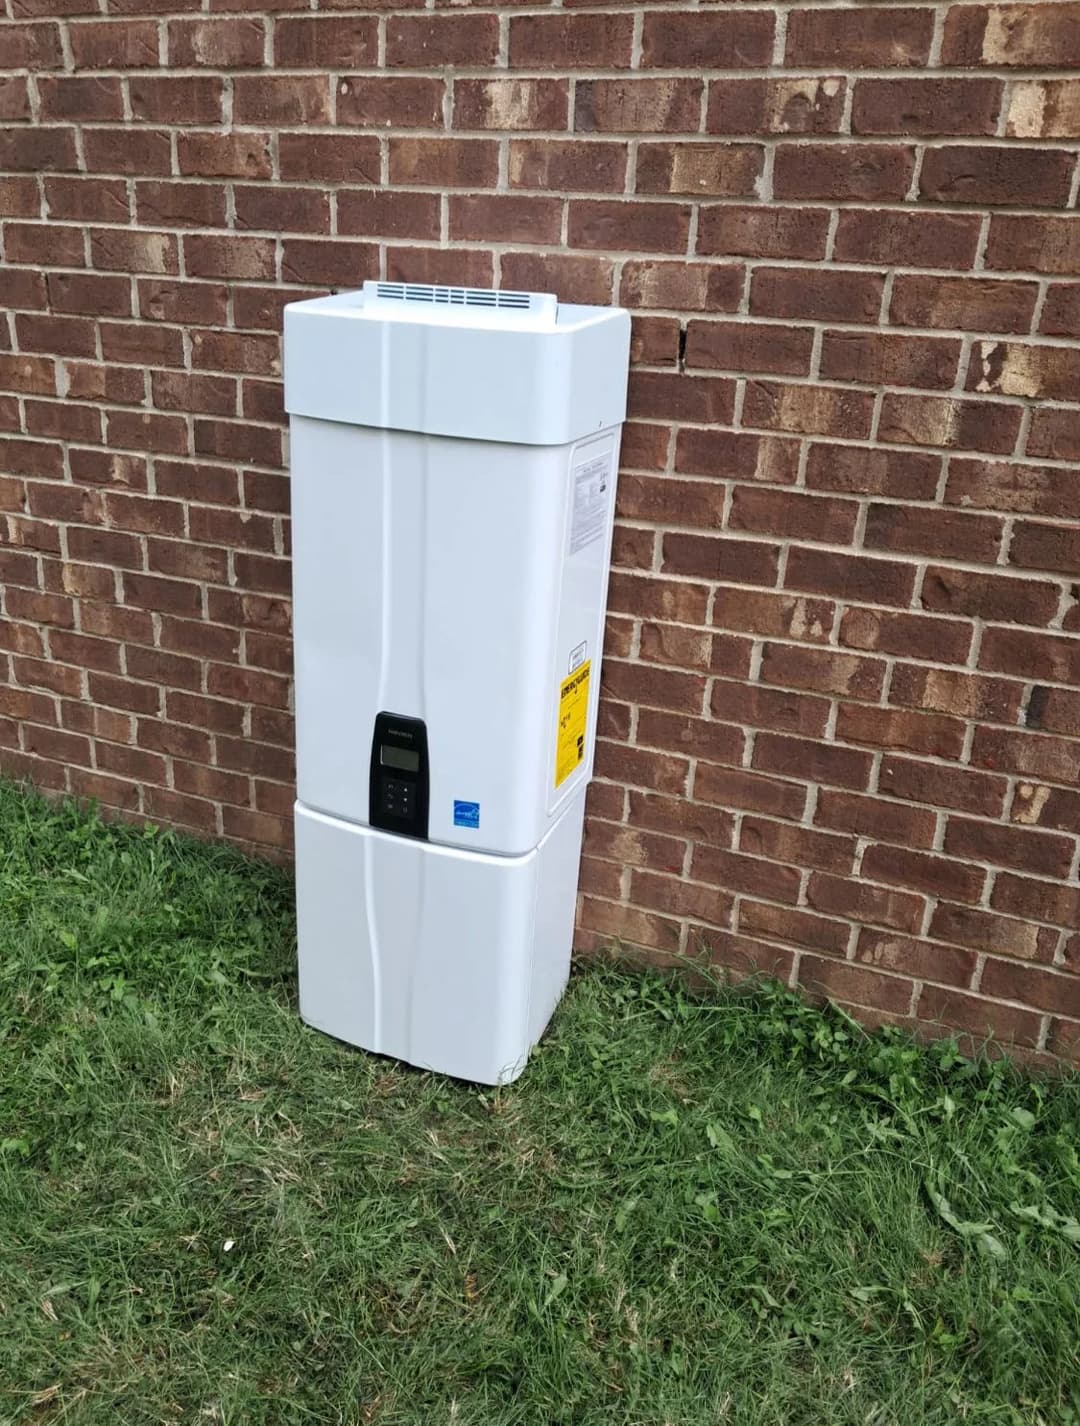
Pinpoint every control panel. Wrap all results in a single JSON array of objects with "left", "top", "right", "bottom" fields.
[{"left": 369, "top": 712, "right": 429, "bottom": 839}]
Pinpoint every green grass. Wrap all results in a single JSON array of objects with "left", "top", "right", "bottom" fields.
[{"left": 0, "top": 780, "right": 1078, "bottom": 1426}]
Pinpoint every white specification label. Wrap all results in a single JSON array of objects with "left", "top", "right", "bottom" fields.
[{"left": 569, "top": 453, "right": 611, "bottom": 555}]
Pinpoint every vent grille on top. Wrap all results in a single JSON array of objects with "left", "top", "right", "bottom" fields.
[{"left": 373, "top": 282, "right": 533, "bottom": 310}]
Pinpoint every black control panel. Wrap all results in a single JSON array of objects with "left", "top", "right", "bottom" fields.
[{"left": 369, "top": 712, "right": 429, "bottom": 840}]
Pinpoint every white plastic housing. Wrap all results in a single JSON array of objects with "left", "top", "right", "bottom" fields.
[
  {"left": 295, "top": 797, "right": 585, "bottom": 1085},
  {"left": 284, "top": 282, "right": 630, "bottom": 1083}
]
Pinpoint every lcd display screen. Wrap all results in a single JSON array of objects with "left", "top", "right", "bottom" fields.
[{"left": 381, "top": 745, "right": 420, "bottom": 772}]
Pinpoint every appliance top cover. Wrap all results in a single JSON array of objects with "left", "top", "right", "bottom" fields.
[{"left": 283, "top": 282, "right": 631, "bottom": 446}]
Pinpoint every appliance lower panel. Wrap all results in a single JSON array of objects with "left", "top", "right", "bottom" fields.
[{"left": 295, "top": 797, "right": 585, "bottom": 1085}]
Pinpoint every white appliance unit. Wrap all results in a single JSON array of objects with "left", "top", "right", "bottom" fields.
[{"left": 284, "top": 281, "right": 631, "bottom": 1084}]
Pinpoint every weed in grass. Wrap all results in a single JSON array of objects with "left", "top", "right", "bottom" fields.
[{"left": 0, "top": 779, "right": 1078, "bottom": 1425}]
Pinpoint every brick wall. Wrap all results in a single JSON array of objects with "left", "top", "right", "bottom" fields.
[{"left": 2, "top": 1, "right": 1079, "bottom": 1058}]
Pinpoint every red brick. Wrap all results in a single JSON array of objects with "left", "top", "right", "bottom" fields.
[
  {"left": 921, "top": 146, "right": 1074, "bottom": 208},
  {"left": 69, "top": 18, "right": 159, "bottom": 67},
  {"left": 862, "top": 845, "right": 986, "bottom": 904},
  {"left": 1040, "top": 284, "right": 1080, "bottom": 337},
  {"left": 761, "top": 643, "right": 884, "bottom": 701},
  {"left": 920, "top": 566, "right": 1060, "bottom": 625},
  {"left": 638, "top": 623, "right": 718, "bottom": 672},
  {"left": 980, "top": 960, "right": 1080, "bottom": 1021},
  {"left": 575, "top": 79, "right": 702, "bottom": 135},
  {"left": 880, "top": 755, "right": 1006, "bottom": 820},
  {"left": 38, "top": 76, "right": 124, "bottom": 122},
  {"left": 280, "top": 239, "right": 378, "bottom": 288},
  {"left": 865, "top": 503, "right": 1003, "bottom": 563},
  {"left": 838, "top": 604, "right": 975, "bottom": 664},
  {"left": 696, "top": 763, "right": 807, "bottom": 820},
  {"left": 973, "top": 727, "right": 1080, "bottom": 788},
  {"left": 730, "top": 486, "right": 857, "bottom": 545},
  {"left": 388, "top": 13, "right": 498, "bottom": 67},
  {"left": 755, "top": 735, "right": 871, "bottom": 794},
  {"left": 636, "top": 711, "right": 744, "bottom": 769},
  {"left": 595, "top": 739, "right": 689, "bottom": 797},
  {"left": 8, "top": 221, "right": 85, "bottom": 269},
  {"left": 337, "top": 190, "right": 439, "bottom": 243},
  {"left": 511, "top": 13, "right": 634, "bottom": 69},
  {"left": 858, "top": 930, "right": 976, "bottom": 989},
  {"left": 818, "top": 786, "right": 938, "bottom": 847},
  {"left": 801, "top": 956, "right": 914, "bottom": 1017},
  {"left": 630, "top": 871, "right": 733, "bottom": 929},
  {"left": 643, "top": 10, "right": 772, "bottom": 67},
  {"left": 388, "top": 137, "right": 496, "bottom": 188},
  {"left": 178, "top": 132, "right": 272, "bottom": 180},
  {"left": 281, "top": 134, "right": 380, "bottom": 185},
  {"left": 741, "top": 901, "right": 850, "bottom": 957},
  {"left": 1022, "top": 687, "right": 1080, "bottom": 739},
  {"left": 837, "top": 704, "right": 966, "bottom": 760},
  {"left": 630, "top": 316, "right": 680, "bottom": 368},
  {"left": 99, "top": 324, "right": 182, "bottom": 371},
  {"left": 568, "top": 200, "right": 690, "bottom": 256},
  {"left": 628, "top": 789, "right": 733, "bottom": 847},
  {"left": 630, "top": 372, "right": 734, "bottom": 425},
  {"left": 879, "top": 395, "right": 1023, "bottom": 456},
  {"left": 945, "top": 816, "right": 1074, "bottom": 879},
  {"left": 694, "top": 843, "right": 802, "bottom": 904},
  {"left": 945, "top": 457, "right": 1080, "bottom": 518},
  {"left": 675, "top": 429, "right": 799, "bottom": 484},
  {"left": 895, "top": 661, "right": 1015, "bottom": 730},
  {"left": 0, "top": 76, "right": 31, "bottom": 122},
  {"left": 805, "top": 444, "right": 940, "bottom": 500},
  {"left": 821, "top": 331, "right": 960, "bottom": 391},
  {"left": 993, "top": 871, "right": 1080, "bottom": 929},
  {"left": 987, "top": 215, "right": 1080, "bottom": 276},
  {"left": 931, "top": 903, "right": 1057, "bottom": 963},
  {"left": 785, "top": 546, "right": 915, "bottom": 609},
  {"left": 853, "top": 78, "right": 1002, "bottom": 136},
  {"left": 1, "top": 20, "right": 63, "bottom": 69},
  {"left": 274, "top": 16, "right": 376, "bottom": 66},
  {"left": 449, "top": 195, "right": 562, "bottom": 247},
  {"left": 636, "top": 143, "right": 763, "bottom": 199},
  {"left": 232, "top": 75, "right": 331, "bottom": 125},
  {"left": 580, "top": 897, "right": 682, "bottom": 955},
  {"left": 2, "top": 175, "right": 46, "bottom": 218},
  {"left": 685, "top": 321, "right": 811, "bottom": 378},
  {"left": 661, "top": 532, "right": 776, "bottom": 586},
  {"left": 167, "top": 18, "right": 264, "bottom": 66},
  {"left": 1027, "top": 409, "right": 1080, "bottom": 463},
  {"left": 129, "top": 75, "right": 224, "bottom": 125},
  {"left": 697, "top": 205, "right": 829, "bottom": 261},
  {"left": 454, "top": 79, "right": 567, "bottom": 132},
  {"left": 585, "top": 819, "right": 685, "bottom": 876},
  {"left": 834, "top": 210, "right": 982, "bottom": 270},
  {"left": 774, "top": 144, "right": 915, "bottom": 202},
  {"left": 744, "top": 818, "right": 853, "bottom": 875},
  {"left": 0, "top": 134, "right": 68, "bottom": 183},
  {"left": 135, "top": 182, "right": 227, "bottom": 231},
  {"left": 707, "top": 77, "right": 844, "bottom": 136},
  {"left": 743, "top": 382, "right": 874, "bottom": 440},
  {"left": 892, "top": 274, "right": 1039, "bottom": 335},
  {"left": 508, "top": 140, "right": 627, "bottom": 194},
  {"left": 807, "top": 872, "right": 924, "bottom": 935},
  {"left": 622, "top": 262, "right": 742, "bottom": 315},
  {"left": 787, "top": 8, "right": 934, "bottom": 67},
  {"left": 942, "top": 5, "right": 1080, "bottom": 69},
  {"left": 83, "top": 128, "right": 171, "bottom": 177},
  {"left": 338, "top": 76, "right": 445, "bottom": 129}
]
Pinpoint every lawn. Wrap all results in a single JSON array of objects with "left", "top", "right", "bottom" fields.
[{"left": 0, "top": 780, "right": 1077, "bottom": 1426}]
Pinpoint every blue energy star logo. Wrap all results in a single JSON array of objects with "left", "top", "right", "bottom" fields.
[{"left": 453, "top": 801, "right": 480, "bottom": 830}]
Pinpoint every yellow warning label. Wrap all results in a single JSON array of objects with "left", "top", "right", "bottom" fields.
[{"left": 555, "top": 659, "right": 591, "bottom": 789}]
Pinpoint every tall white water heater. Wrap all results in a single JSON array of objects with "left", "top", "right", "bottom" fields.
[{"left": 284, "top": 281, "right": 631, "bottom": 1084}]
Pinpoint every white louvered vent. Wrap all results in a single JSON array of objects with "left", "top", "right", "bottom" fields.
[{"left": 362, "top": 281, "right": 557, "bottom": 323}]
